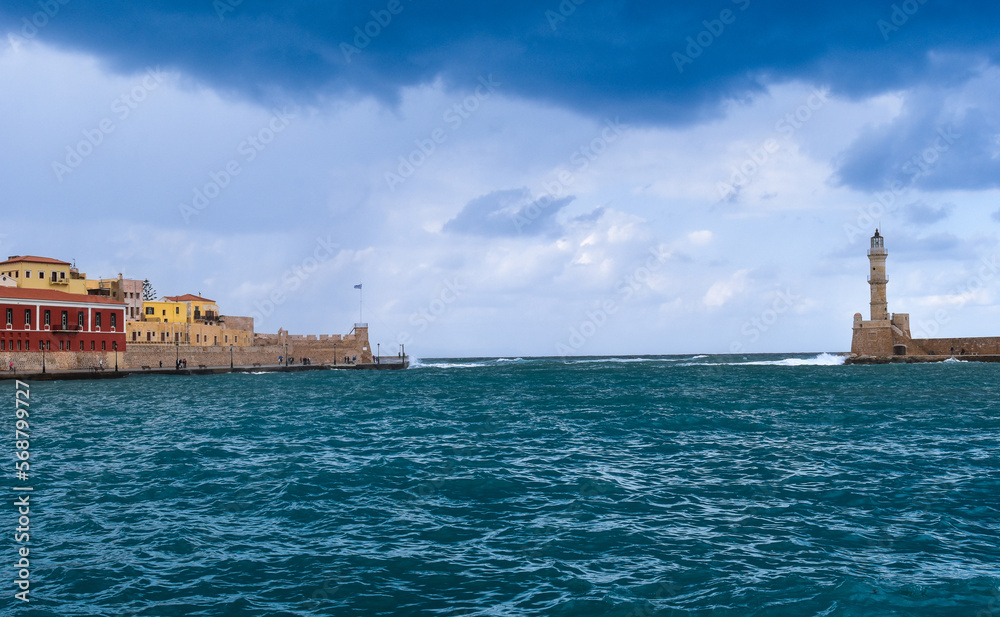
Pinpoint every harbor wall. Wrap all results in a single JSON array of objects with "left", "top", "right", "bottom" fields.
[{"left": 0, "top": 327, "right": 373, "bottom": 372}]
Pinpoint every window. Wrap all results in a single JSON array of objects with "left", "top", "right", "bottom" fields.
[
  {"left": 146, "top": 332, "right": 151, "bottom": 342},
  {"left": 24, "top": 341, "right": 29, "bottom": 351},
  {"left": 6, "top": 308, "right": 12, "bottom": 325},
  {"left": 175, "top": 307, "right": 180, "bottom": 314},
  {"left": 62, "top": 311, "right": 68, "bottom": 330},
  {"left": 44, "top": 310, "right": 50, "bottom": 326},
  {"left": 145, "top": 307, "right": 154, "bottom": 315},
  {"left": 78, "top": 311, "right": 84, "bottom": 328},
  {"left": 225, "top": 335, "right": 228, "bottom": 343},
  {"left": 1, "top": 340, "right": 4, "bottom": 350},
  {"left": 90, "top": 341, "right": 95, "bottom": 351},
  {"left": 132, "top": 332, "right": 137, "bottom": 341},
  {"left": 95, "top": 313, "right": 102, "bottom": 328},
  {"left": 196, "top": 334, "right": 200, "bottom": 343},
  {"left": 59, "top": 341, "right": 64, "bottom": 351},
  {"left": 17, "top": 340, "right": 21, "bottom": 351},
  {"left": 101, "top": 341, "right": 106, "bottom": 351},
  {"left": 161, "top": 310, "right": 166, "bottom": 317},
  {"left": 24, "top": 309, "right": 31, "bottom": 327},
  {"left": 25, "top": 271, "right": 30, "bottom": 278},
  {"left": 59, "top": 272, "right": 65, "bottom": 280},
  {"left": 110, "top": 313, "right": 117, "bottom": 329},
  {"left": 79, "top": 341, "right": 83, "bottom": 351}
]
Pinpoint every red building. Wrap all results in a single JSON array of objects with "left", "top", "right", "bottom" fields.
[{"left": 0, "top": 288, "right": 127, "bottom": 353}]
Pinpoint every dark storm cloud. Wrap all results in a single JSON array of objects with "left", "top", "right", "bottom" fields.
[
  {"left": 443, "top": 188, "right": 573, "bottom": 237},
  {"left": 3, "top": 0, "right": 1000, "bottom": 125},
  {"left": 903, "top": 201, "right": 952, "bottom": 225},
  {"left": 833, "top": 82, "right": 1000, "bottom": 193}
]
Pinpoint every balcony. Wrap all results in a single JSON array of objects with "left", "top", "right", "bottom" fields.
[{"left": 51, "top": 324, "right": 83, "bottom": 333}]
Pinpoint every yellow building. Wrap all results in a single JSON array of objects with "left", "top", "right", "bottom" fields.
[
  {"left": 0, "top": 255, "right": 89, "bottom": 294},
  {"left": 141, "top": 300, "right": 189, "bottom": 324},
  {"left": 129, "top": 293, "right": 252, "bottom": 347},
  {"left": 163, "top": 294, "right": 221, "bottom": 323}
]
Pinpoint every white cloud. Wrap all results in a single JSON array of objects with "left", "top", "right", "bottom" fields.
[{"left": 703, "top": 270, "right": 749, "bottom": 309}]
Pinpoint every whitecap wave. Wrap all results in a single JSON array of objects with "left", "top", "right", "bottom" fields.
[
  {"left": 942, "top": 357, "right": 968, "bottom": 363},
  {"left": 411, "top": 360, "right": 489, "bottom": 369},
  {"left": 681, "top": 353, "right": 847, "bottom": 367},
  {"left": 569, "top": 357, "right": 665, "bottom": 364},
  {"left": 743, "top": 353, "right": 846, "bottom": 366}
]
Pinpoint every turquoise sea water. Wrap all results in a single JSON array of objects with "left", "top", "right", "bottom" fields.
[{"left": 12, "top": 354, "right": 1000, "bottom": 616}]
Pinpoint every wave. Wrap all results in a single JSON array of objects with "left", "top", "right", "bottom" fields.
[
  {"left": 682, "top": 353, "right": 847, "bottom": 367},
  {"left": 410, "top": 360, "right": 490, "bottom": 369},
  {"left": 569, "top": 357, "right": 692, "bottom": 364},
  {"left": 744, "top": 353, "right": 847, "bottom": 366},
  {"left": 942, "top": 357, "right": 969, "bottom": 363}
]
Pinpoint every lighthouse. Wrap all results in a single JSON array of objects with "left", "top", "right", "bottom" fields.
[{"left": 868, "top": 229, "right": 888, "bottom": 321}]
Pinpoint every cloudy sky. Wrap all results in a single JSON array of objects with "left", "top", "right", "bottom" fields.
[{"left": 2, "top": 1, "right": 1000, "bottom": 357}]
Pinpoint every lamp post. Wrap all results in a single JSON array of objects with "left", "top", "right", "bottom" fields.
[
  {"left": 41, "top": 342, "right": 45, "bottom": 374},
  {"left": 175, "top": 340, "right": 179, "bottom": 370},
  {"left": 333, "top": 342, "right": 338, "bottom": 366},
  {"left": 113, "top": 341, "right": 118, "bottom": 372},
  {"left": 284, "top": 342, "right": 288, "bottom": 367},
  {"left": 230, "top": 343, "right": 234, "bottom": 369},
  {"left": 377, "top": 343, "right": 380, "bottom": 365}
]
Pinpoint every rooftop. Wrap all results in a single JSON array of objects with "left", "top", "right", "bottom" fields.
[
  {"left": 0, "top": 287, "right": 125, "bottom": 305},
  {"left": 164, "top": 294, "right": 216, "bottom": 303},
  {"left": 0, "top": 255, "right": 71, "bottom": 266}
]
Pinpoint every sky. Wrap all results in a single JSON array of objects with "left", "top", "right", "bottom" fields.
[{"left": 2, "top": 0, "right": 1000, "bottom": 358}]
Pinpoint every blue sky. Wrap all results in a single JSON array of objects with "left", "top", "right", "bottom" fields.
[{"left": 2, "top": 0, "right": 999, "bottom": 357}]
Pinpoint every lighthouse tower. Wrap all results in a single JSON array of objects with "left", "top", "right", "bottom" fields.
[{"left": 868, "top": 229, "right": 888, "bottom": 321}]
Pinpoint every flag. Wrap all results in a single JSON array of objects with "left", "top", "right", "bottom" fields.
[{"left": 354, "top": 284, "right": 362, "bottom": 289}]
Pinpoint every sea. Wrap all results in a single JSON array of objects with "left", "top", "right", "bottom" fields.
[{"left": 11, "top": 353, "right": 1000, "bottom": 616}]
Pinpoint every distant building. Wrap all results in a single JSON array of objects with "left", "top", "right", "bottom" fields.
[
  {"left": 0, "top": 255, "right": 88, "bottom": 295},
  {"left": 0, "top": 287, "right": 126, "bottom": 353},
  {"left": 850, "top": 229, "right": 1000, "bottom": 360},
  {"left": 86, "top": 275, "right": 143, "bottom": 321},
  {"left": 130, "top": 293, "right": 254, "bottom": 347}
]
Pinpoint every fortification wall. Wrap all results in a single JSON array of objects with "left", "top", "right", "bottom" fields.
[
  {"left": 0, "top": 350, "right": 119, "bottom": 372},
  {"left": 851, "top": 320, "right": 894, "bottom": 356},
  {"left": 0, "top": 328, "right": 372, "bottom": 371},
  {"left": 906, "top": 337, "right": 1000, "bottom": 356}
]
